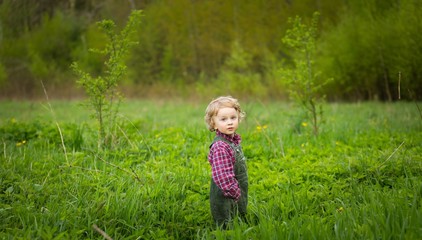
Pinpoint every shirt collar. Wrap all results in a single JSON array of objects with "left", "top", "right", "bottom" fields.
[{"left": 216, "top": 129, "right": 241, "bottom": 145}]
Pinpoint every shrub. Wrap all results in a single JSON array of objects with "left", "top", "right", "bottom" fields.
[{"left": 71, "top": 10, "right": 142, "bottom": 150}]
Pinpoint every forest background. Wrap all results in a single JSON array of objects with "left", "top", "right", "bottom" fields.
[{"left": 0, "top": 0, "right": 421, "bottom": 101}]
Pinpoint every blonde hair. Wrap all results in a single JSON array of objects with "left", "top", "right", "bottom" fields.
[{"left": 204, "top": 96, "right": 246, "bottom": 131}]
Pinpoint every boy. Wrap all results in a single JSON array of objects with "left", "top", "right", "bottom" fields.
[{"left": 204, "top": 96, "right": 248, "bottom": 227}]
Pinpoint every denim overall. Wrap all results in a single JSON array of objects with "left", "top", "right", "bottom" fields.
[{"left": 210, "top": 135, "right": 248, "bottom": 227}]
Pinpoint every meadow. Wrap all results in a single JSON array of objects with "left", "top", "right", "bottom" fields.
[{"left": 0, "top": 100, "right": 421, "bottom": 239}]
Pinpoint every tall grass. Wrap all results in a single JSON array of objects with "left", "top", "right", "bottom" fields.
[{"left": 1, "top": 100, "right": 421, "bottom": 239}]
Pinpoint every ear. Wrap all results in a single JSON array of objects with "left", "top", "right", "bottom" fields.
[{"left": 210, "top": 119, "right": 215, "bottom": 128}]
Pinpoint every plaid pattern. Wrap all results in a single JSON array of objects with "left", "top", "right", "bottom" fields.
[{"left": 208, "top": 130, "right": 242, "bottom": 201}]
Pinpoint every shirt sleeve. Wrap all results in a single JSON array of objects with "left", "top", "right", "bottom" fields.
[{"left": 209, "top": 141, "right": 241, "bottom": 201}]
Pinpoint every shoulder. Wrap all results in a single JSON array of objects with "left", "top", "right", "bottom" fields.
[{"left": 210, "top": 140, "right": 232, "bottom": 153}]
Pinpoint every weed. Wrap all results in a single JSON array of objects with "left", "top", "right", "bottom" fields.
[
  {"left": 280, "top": 12, "right": 331, "bottom": 136},
  {"left": 71, "top": 10, "right": 142, "bottom": 150},
  {"left": 0, "top": 101, "right": 421, "bottom": 239}
]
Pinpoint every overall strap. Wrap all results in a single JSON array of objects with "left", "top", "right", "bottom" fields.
[
  {"left": 211, "top": 135, "right": 245, "bottom": 165},
  {"left": 211, "top": 135, "right": 236, "bottom": 150}
]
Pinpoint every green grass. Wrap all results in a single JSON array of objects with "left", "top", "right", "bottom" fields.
[{"left": 1, "top": 100, "right": 421, "bottom": 239}]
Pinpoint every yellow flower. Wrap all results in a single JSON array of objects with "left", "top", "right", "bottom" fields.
[
  {"left": 301, "top": 122, "right": 308, "bottom": 127},
  {"left": 16, "top": 140, "right": 26, "bottom": 147},
  {"left": 256, "top": 125, "right": 268, "bottom": 132}
]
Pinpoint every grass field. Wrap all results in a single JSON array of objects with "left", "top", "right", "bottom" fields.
[{"left": 1, "top": 100, "right": 421, "bottom": 239}]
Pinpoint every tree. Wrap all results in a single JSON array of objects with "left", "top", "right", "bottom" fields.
[
  {"left": 280, "top": 12, "right": 329, "bottom": 135},
  {"left": 71, "top": 10, "right": 142, "bottom": 149}
]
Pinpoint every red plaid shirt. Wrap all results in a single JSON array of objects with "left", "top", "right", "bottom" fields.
[{"left": 208, "top": 130, "right": 242, "bottom": 201}]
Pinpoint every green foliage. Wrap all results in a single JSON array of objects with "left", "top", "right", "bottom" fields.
[
  {"left": 129, "top": 0, "right": 300, "bottom": 89},
  {"left": 0, "top": 64, "right": 7, "bottom": 87},
  {"left": 25, "top": 11, "right": 83, "bottom": 82},
  {"left": 0, "top": 9, "right": 85, "bottom": 98},
  {"left": 0, "top": 119, "right": 84, "bottom": 151},
  {"left": 280, "top": 12, "right": 329, "bottom": 135},
  {"left": 70, "top": 23, "right": 108, "bottom": 78},
  {"left": 1, "top": 0, "right": 422, "bottom": 100},
  {"left": 317, "top": 0, "right": 422, "bottom": 100},
  {"left": 214, "top": 40, "right": 267, "bottom": 98},
  {"left": 0, "top": 100, "right": 421, "bottom": 239},
  {"left": 71, "top": 10, "right": 142, "bottom": 149}
]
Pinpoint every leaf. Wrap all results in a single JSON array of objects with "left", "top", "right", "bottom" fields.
[{"left": 5, "top": 186, "right": 14, "bottom": 194}]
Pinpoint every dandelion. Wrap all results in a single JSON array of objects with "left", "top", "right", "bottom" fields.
[
  {"left": 256, "top": 125, "right": 268, "bottom": 132},
  {"left": 301, "top": 122, "right": 308, "bottom": 127},
  {"left": 16, "top": 140, "right": 26, "bottom": 147}
]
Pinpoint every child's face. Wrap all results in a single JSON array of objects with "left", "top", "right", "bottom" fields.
[{"left": 213, "top": 107, "right": 239, "bottom": 136}]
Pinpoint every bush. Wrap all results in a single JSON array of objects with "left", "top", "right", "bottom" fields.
[{"left": 214, "top": 40, "right": 267, "bottom": 98}]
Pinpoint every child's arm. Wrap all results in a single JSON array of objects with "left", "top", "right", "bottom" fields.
[{"left": 210, "top": 141, "right": 241, "bottom": 201}]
